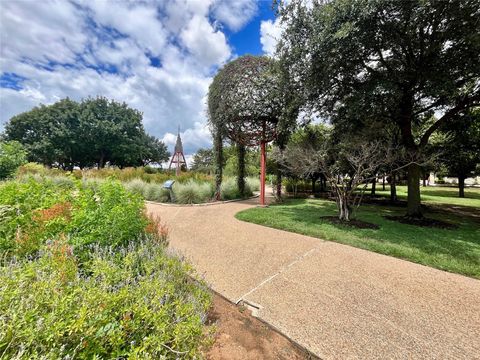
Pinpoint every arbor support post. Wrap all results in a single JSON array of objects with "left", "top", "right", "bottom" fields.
[{"left": 260, "top": 140, "right": 266, "bottom": 206}]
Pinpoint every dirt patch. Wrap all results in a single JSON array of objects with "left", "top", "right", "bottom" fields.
[
  {"left": 320, "top": 216, "right": 380, "bottom": 229},
  {"left": 384, "top": 215, "right": 458, "bottom": 229},
  {"left": 205, "top": 293, "right": 315, "bottom": 360}
]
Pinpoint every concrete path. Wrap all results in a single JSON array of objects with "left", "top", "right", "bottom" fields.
[{"left": 146, "top": 198, "right": 480, "bottom": 359}]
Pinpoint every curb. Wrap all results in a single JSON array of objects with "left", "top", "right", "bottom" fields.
[
  {"left": 145, "top": 194, "right": 259, "bottom": 207},
  {"left": 207, "top": 286, "right": 321, "bottom": 360}
]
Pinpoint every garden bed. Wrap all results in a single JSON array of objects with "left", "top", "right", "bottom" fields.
[{"left": 320, "top": 216, "right": 380, "bottom": 229}]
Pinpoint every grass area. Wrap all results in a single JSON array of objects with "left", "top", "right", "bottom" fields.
[
  {"left": 236, "top": 199, "right": 480, "bottom": 278},
  {"left": 374, "top": 185, "right": 480, "bottom": 208}
]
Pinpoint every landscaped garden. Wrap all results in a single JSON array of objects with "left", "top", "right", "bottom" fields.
[
  {"left": 1, "top": 0, "right": 480, "bottom": 357},
  {"left": 15, "top": 163, "right": 260, "bottom": 204}
]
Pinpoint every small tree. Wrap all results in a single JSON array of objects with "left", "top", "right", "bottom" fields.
[{"left": 275, "top": 132, "right": 387, "bottom": 221}]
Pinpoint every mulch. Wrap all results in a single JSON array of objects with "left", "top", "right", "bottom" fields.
[
  {"left": 383, "top": 215, "right": 458, "bottom": 229},
  {"left": 320, "top": 216, "right": 380, "bottom": 229}
]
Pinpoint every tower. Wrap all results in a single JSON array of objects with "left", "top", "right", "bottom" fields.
[{"left": 168, "top": 129, "right": 187, "bottom": 176}]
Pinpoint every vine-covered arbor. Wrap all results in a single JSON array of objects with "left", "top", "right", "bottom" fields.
[{"left": 208, "top": 55, "right": 285, "bottom": 205}]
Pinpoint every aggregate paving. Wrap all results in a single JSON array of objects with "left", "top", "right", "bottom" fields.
[{"left": 146, "top": 197, "right": 480, "bottom": 359}]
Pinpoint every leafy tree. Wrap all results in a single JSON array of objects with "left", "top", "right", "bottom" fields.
[
  {"left": 141, "top": 135, "right": 170, "bottom": 166},
  {"left": 190, "top": 148, "right": 215, "bottom": 174},
  {"left": 4, "top": 97, "right": 167, "bottom": 169},
  {"left": 0, "top": 141, "right": 27, "bottom": 180},
  {"left": 277, "top": 0, "right": 480, "bottom": 217},
  {"left": 434, "top": 109, "right": 480, "bottom": 197}
]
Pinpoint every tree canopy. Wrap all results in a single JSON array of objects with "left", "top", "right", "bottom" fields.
[
  {"left": 4, "top": 97, "right": 169, "bottom": 169},
  {"left": 434, "top": 109, "right": 480, "bottom": 197},
  {"left": 277, "top": 0, "right": 480, "bottom": 217}
]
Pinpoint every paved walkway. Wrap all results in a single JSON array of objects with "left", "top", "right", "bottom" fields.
[{"left": 147, "top": 198, "right": 480, "bottom": 359}]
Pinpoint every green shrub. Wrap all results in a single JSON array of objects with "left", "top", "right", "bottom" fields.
[
  {"left": 220, "top": 177, "right": 253, "bottom": 200},
  {"left": 0, "top": 240, "right": 211, "bottom": 359},
  {"left": 0, "top": 177, "right": 211, "bottom": 358},
  {"left": 0, "top": 178, "right": 147, "bottom": 257},
  {"left": 174, "top": 180, "right": 214, "bottom": 204},
  {"left": 0, "top": 141, "right": 27, "bottom": 180},
  {"left": 125, "top": 178, "right": 147, "bottom": 195},
  {"left": 144, "top": 183, "right": 170, "bottom": 202},
  {"left": 246, "top": 176, "right": 260, "bottom": 192},
  {"left": 69, "top": 181, "right": 147, "bottom": 250}
]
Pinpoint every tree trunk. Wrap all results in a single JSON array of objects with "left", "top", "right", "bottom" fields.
[
  {"left": 458, "top": 175, "right": 465, "bottom": 198},
  {"left": 237, "top": 144, "right": 246, "bottom": 197},
  {"left": 337, "top": 193, "right": 351, "bottom": 221},
  {"left": 371, "top": 176, "right": 376, "bottom": 196},
  {"left": 390, "top": 173, "right": 397, "bottom": 203},
  {"left": 407, "top": 163, "right": 422, "bottom": 218},
  {"left": 276, "top": 169, "right": 282, "bottom": 200},
  {"left": 213, "top": 130, "right": 223, "bottom": 200},
  {"left": 382, "top": 175, "right": 386, "bottom": 191},
  {"left": 98, "top": 152, "right": 105, "bottom": 169},
  {"left": 311, "top": 177, "right": 316, "bottom": 194}
]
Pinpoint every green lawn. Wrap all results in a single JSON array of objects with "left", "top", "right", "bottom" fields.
[
  {"left": 236, "top": 199, "right": 480, "bottom": 278},
  {"left": 374, "top": 185, "right": 480, "bottom": 208}
]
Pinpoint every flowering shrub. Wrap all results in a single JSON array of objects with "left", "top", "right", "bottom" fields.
[
  {"left": 0, "top": 241, "right": 211, "bottom": 358},
  {"left": 0, "top": 177, "right": 211, "bottom": 358}
]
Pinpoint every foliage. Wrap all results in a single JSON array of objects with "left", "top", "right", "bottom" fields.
[
  {"left": 0, "top": 140, "right": 27, "bottom": 180},
  {"left": 173, "top": 180, "right": 214, "bottom": 204},
  {"left": 277, "top": 0, "right": 480, "bottom": 217},
  {"left": 220, "top": 177, "right": 253, "bottom": 200},
  {"left": 236, "top": 198, "right": 480, "bottom": 278},
  {"left": 208, "top": 55, "right": 295, "bottom": 198},
  {"left": 190, "top": 148, "right": 215, "bottom": 174},
  {"left": 0, "top": 177, "right": 211, "bottom": 358},
  {"left": 0, "top": 178, "right": 153, "bottom": 257},
  {"left": 433, "top": 109, "right": 480, "bottom": 197},
  {"left": 4, "top": 97, "right": 169, "bottom": 169},
  {"left": 0, "top": 240, "right": 210, "bottom": 359},
  {"left": 18, "top": 163, "right": 213, "bottom": 184},
  {"left": 208, "top": 55, "right": 283, "bottom": 146},
  {"left": 125, "top": 179, "right": 170, "bottom": 203},
  {"left": 245, "top": 177, "right": 260, "bottom": 192}
]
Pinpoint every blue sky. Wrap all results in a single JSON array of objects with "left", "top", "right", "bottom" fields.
[{"left": 0, "top": 0, "right": 282, "bottom": 157}]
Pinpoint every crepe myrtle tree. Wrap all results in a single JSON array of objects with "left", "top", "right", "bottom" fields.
[
  {"left": 208, "top": 55, "right": 290, "bottom": 204},
  {"left": 275, "top": 135, "right": 388, "bottom": 221},
  {"left": 277, "top": 0, "right": 480, "bottom": 218}
]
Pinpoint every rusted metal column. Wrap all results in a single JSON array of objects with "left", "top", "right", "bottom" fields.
[{"left": 260, "top": 140, "right": 266, "bottom": 206}]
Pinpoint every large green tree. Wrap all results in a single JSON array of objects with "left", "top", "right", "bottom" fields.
[
  {"left": 277, "top": 0, "right": 480, "bottom": 217},
  {"left": 4, "top": 97, "right": 168, "bottom": 169},
  {"left": 434, "top": 109, "right": 480, "bottom": 197}
]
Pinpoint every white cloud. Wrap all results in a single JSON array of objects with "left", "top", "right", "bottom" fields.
[
  {"left": 212, "top": 0, "right": 258, "bottom": 32},
  {"left": 260, "top": 17, "right": 283, "bottom": 56},
  {"left": 180, "top": 15, "right": 230, "bottom": 68},
  {"left": 0, "top": 0, "right": 244, "bottom": 156}
]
